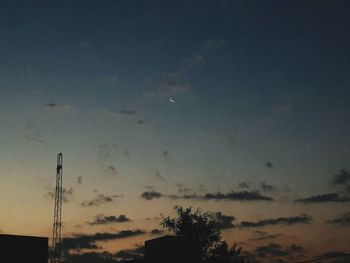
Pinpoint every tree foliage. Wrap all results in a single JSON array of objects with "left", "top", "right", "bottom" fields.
[{"left": 162, "top": 205, "right": 243, "bottom": 263}]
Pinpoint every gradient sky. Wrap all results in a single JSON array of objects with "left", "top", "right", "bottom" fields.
[{"left": 1, "top": 1, "right": 350, "bottom": 262}]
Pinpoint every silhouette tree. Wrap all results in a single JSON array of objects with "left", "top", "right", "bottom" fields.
[{"left": 162, "top": 205, "right": 243, "bottom": 263}]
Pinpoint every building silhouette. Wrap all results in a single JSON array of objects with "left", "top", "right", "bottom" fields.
[
  {"left": 0, "top": 233, "right": 48, "bottom": 263},
  {"left": 144, "top": 235, "right": 201, "bottom": 263}
]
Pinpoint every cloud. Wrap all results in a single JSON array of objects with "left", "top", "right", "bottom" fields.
[
  {"left": 238, "top": 182, "right": 251, "bottom": 189},
  {"left": 140, "top": 190, "right": 273, "bottom": 202},
  {"left": 202, "top": 39, "right": 226, "bottom": 50},
  {"left": 64, "top": 252, "right": 117, "bottom": 263},
  {"left": 154, "top": 171, "right": 165, "bottom": 182},
  {"left": 160, "top": 74, "right": 190, "bottom": 94},
  {"left": 46, "top": 102, "right": 60, "bottom": 108},
  {"left": 88, "top": 214, "right": 131, "bottom": 225},
  {"left": 286, "top": 244, "right": 305, "bottom": 253},
  {"left": 61, "top": 230, "right": 145, "bottom": 253},
  {"left": 295, "top": 193, "right": 350, "bottom": 203},
  {"left": 118, "top": 110, "right": 138, "bottom": 116},
  {"left": 82, "top": 194, "right": 121, "bottom": 207},
  {"left": 239, "top": 214, "right": 312, "bottom": 228},
  {"left": 213, "top": 212, "right": 236, "bottom": 229},
  {"left": 25, "top": 134, "right": 46, "bottom": 144},
  {"left": 105, "top": 165, "right": 117, "bottom": 176},
  {"left": 249, "top": 231, "right": 283, "bottom": 241},
  {"left": 332, "top": 169, "right": 350, "bottom": 186},
  {"left": 240, "top": 251, "right": 259, "bottom": 263},
  {"left": 61, "top": 237, "right": 99, "bottom": 251},
  {"left": 137, "top": 119, "right": 145, "bottom": 125},
  {"left": 300, "top": 251, "right": 350, "bottom": 263},
  {"left": 62, "top": 188, "right": 74, "bottom": 202},
  {"left": 24, "top": 125, "right": 46, "bottom": 144},
  {"left": 176, "top": 183, "right": 193, "bottom": 193},
  {"left": 183, "top": 54, "right": 205, "bottom": 67},
  {"left": 96, "top": 144, "right": 119, "bottom": 178},
  {"left": 145, "top": 73, "right": 191, "bottom": 99},
  {"left": 98, "top": 144, "right": 118, "bottom": 158},
  {"left": 346, "top": 186, "right": 350, "bottom": 194},
  {"left": 255, "top": 243, "right": 289, "bottom": 257},
  {"left": 140, "top": 192, "right": 198, "bottom": 201},
  {"left": 141, "top": 191, "right": 162, "bottom": 200},
  {"left": 265, "top": 161, "right": 273, "bottom": 168},
  {"left": 237, "top": 181, "right": 276, "bottom": 192},
  {"left": 203, "top": 191, "right": 273, "bottom": 201},
  {"left": 327, "top": 212, "right": 350, "bottom": 226},
  {"left": 44, "top": 103, "right": 76, "bottom": 112},
  {"left": 331, "top": 169, "right": 350, "bottom": 194},
  {"left": 46, "top": 187, "right": 74, "bottom": 203},
  {"left": 255, "top": 243, "right": 305, "bottom": 258},
  {"left": 150, "top": 229, "right": 164, "bottom": 235},
  {"left": 115, "top": 246, "right": 144, "bottom": 261},
  {"left": 123, "top": 149, "right": 130, "bottom": 157},
  {"left": 260, "top": 182, "right": 275, "bottom": 192},
  {"left": 77, "top": 176, "right": 82, "bottom": 184}
]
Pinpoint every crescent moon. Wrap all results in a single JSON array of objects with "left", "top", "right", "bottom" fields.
[{"left": 169, "top": 97, "right": 175, "bottom": 103}]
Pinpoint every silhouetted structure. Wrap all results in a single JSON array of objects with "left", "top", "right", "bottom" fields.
[
  {"left": 0, "top": 234, "right": 48, "bottom": 263},
  {"left": 51, "top": 152, "right": 63, "bottom": 263},
  {"left": 145, "top": 235, "right": 201, "bottom": 263}
]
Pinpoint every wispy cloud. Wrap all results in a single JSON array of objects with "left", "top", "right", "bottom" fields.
[
  {"left": 299, "top": 251, "right": 350, "bottom": 263},
  {"left": 327, "top": 212, "right": 350, "bottom": 226},
  {"left": 88, "top": 214, "right": 131, "bottom": 225},
  {"left": 249, "top": 231, "right": 283, "bottom": 241},
  {"left": 44, "top": 102, "right": 76, "bottom": 112},
  {"left": 201, "top": 39, "right": 226, "bottom": 51},
  {"left": 82, "top": 194, "right": 122, "bottom": 207},
  {"left": 183, "top": 54, "right": 205, "bottom": 67},
  {"left": 149, "top": 229, "right": 164, "bottom": 235},
  {"left": 115, "top": 246, "right": 144, "bottom": 261},
  {"left": 118, "top": 110, "right": 138, "bottom": 116},
  {"left": 332, "top": 169, "right": 350, "bottom": 186},
  {"left": 203, "top": 191, "right": 273, "bottom": 201},
  {"left": 295, "top": 193, "right": 350, "bottom": 204},
  {"left": 260, "top": 182, "right": 276, "bottom": 192},
  {"left": 105, "top": 165, "right": 117, "bottom": 176},
  {"left": 97, "top": 144, "right": 115, "bottom": 161},
  {"left": 64, "top": 252, "right": 117, "bottom": 263},
  {"left": 61, "top": 230, "right": 145, "bottom": 252},
  {"left": 238, "top": 182, "right": 251, "bottom": 189},
  {"left": 140, "top": 190, "right": 273, "bottom": 202},
  {"left": 154, "top": 171, "right": 165, "bottom": 182},
  {"left": 46, "top": 187, "right": 74, "bottom": 203},
  {"left": 96, "top": 144, "right": 119, "bottom": 177},
  {"left": 77, "top": 176, "right": 82, "bottom": 184},
  {"left": 331, "top": 169, "right": 350, "bottom": 193},
  {"left": 176, "top": 183, "right": 193, "bottom": 194},
  {"left": 141, "top": 191, "right": 162, "bottom": 200},
  {"left": 265, "top": 161, "right": 273, "bottom": 168},
  {"left": 25, "top": 134, "right": 46, "bottom": 144},
  {"left": 296, "top": 170, "right": 350, "bottom": 204},
  {"left": 239, "top": 214, "right": 312, "bottom": 228},
  {"left": 255, "top": 243, "right": 305, "bottom": 258},
  {"left": 145, "top": 73, "right": 191, "bottom": 99},
  {"left": 213, "top": 212, "right": 236, "bottom": 229},
  {"left": 25, "top": 125, "right": 46, "bottom": 144}
]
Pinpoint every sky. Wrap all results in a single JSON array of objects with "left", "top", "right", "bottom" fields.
[{"left": 0, "top": 0, "right": 350, "bottom": 262}]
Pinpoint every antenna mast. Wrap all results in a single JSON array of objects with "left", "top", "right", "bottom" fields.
[{"left": 51, "top": 153, "right": 63, "bottom": 263}]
